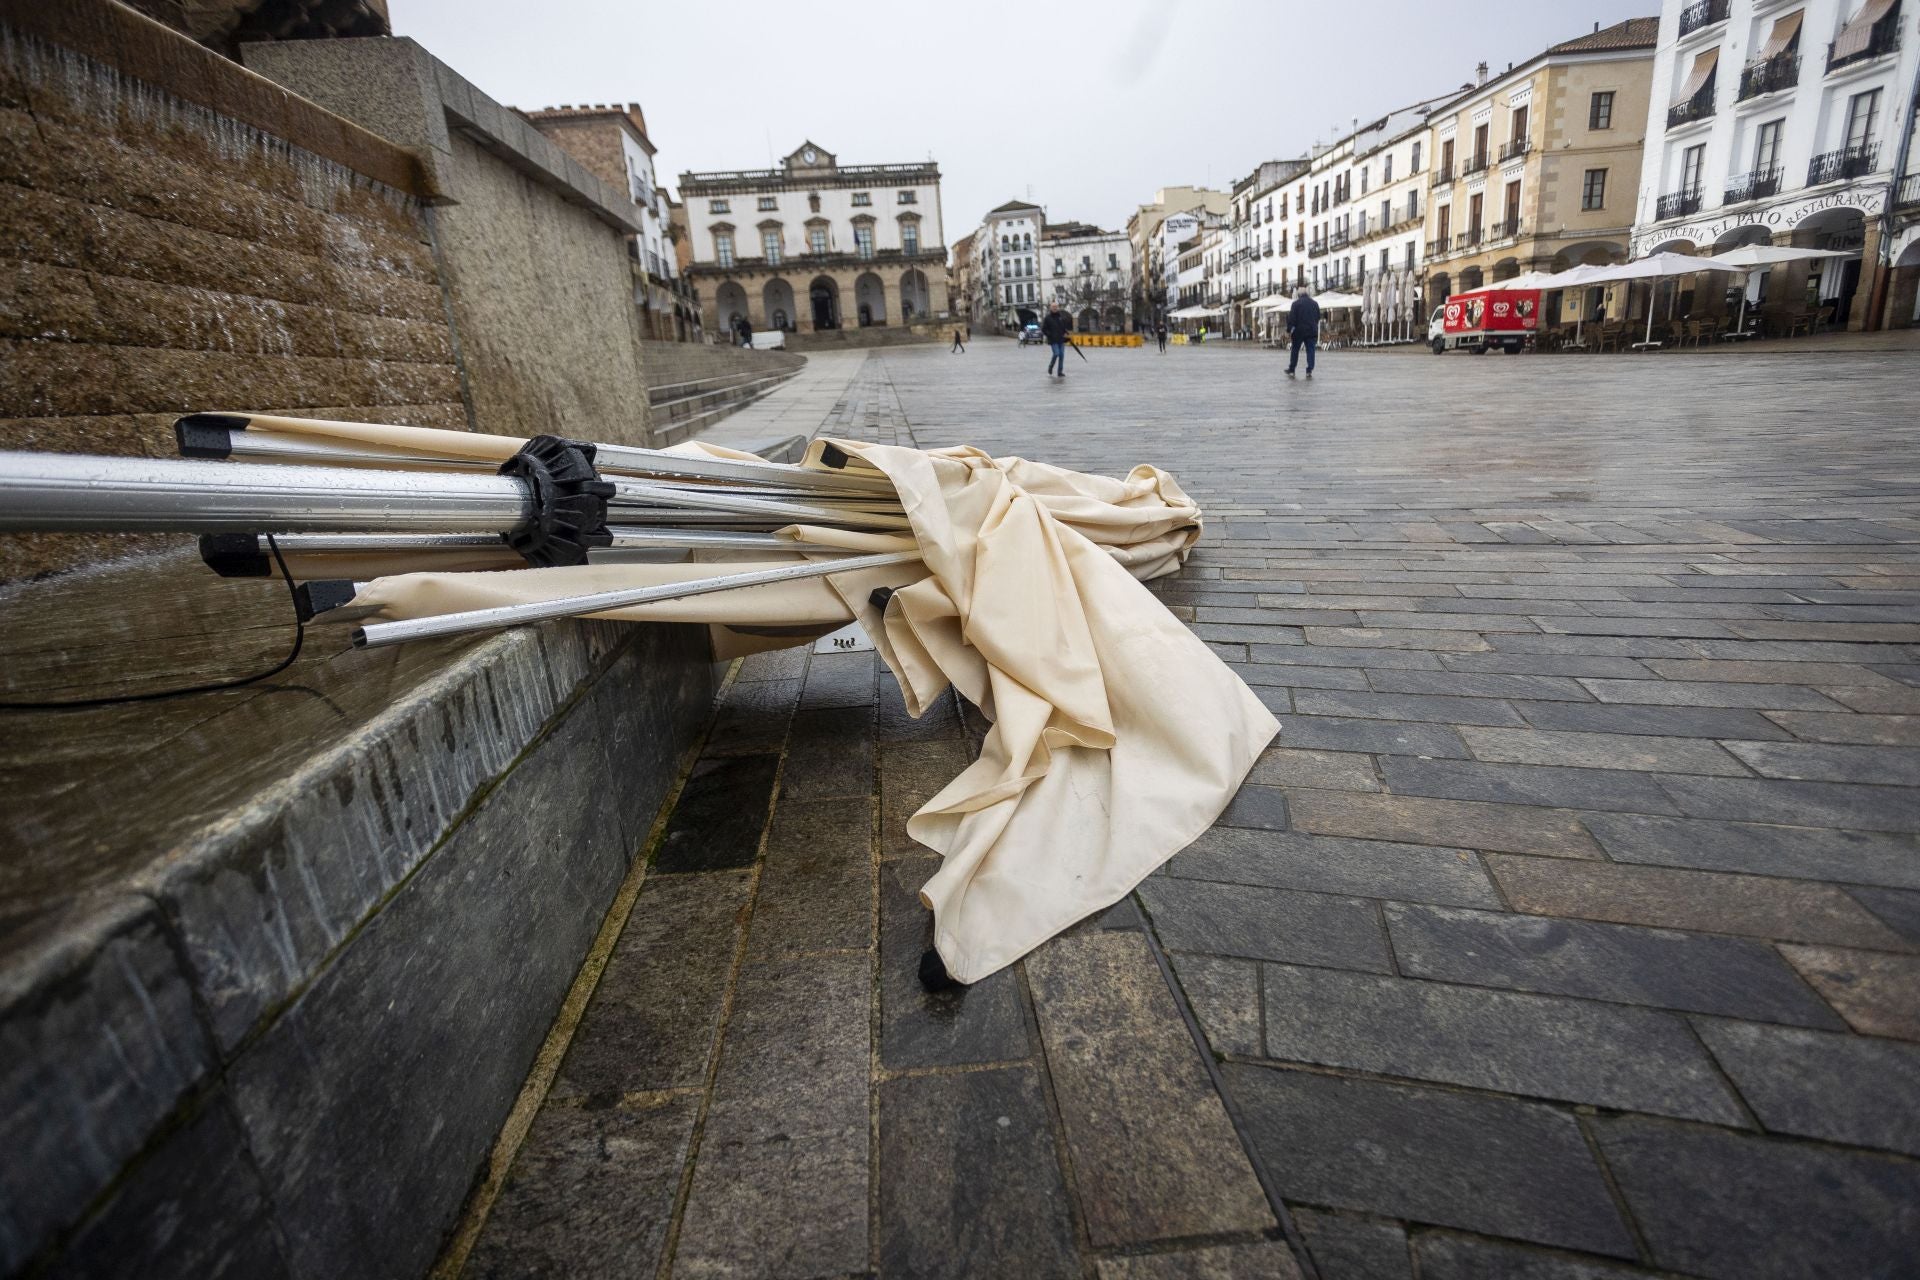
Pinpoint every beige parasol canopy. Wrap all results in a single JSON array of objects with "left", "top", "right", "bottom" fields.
[{"left": 238, "top": 417, "right": 1275, "bottom": 984}]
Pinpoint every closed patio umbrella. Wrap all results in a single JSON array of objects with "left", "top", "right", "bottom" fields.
[{"left": 1574, "top": 251, "right": 1748, "bottom": 349}]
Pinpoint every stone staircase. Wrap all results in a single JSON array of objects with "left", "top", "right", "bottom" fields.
[{"left": 649, "top": 365, "right": 804, "bottom": 446}]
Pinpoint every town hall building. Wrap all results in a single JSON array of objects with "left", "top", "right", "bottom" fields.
[{"left": 678, "top": 141, "right": 949, "bottom": 337}]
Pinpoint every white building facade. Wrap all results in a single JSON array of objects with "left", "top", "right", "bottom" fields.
[
  {"left": 977, "top": 200, "right": 1046, "bottom": 329},
  {"left": 1041, "top": 227, "right": 1133, "bottom": 332},
  {"left": 680, "top": 141, "right": 947, "bottom": 335},
  {"left": 1630, "top": 0, "right": 1920, "bottom": 328}
]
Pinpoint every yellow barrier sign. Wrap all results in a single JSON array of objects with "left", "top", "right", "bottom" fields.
[{"left": 1068, "top": 333, "right": 1143, "bottom": 348}]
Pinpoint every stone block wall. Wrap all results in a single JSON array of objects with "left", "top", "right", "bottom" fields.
[
  {"left": 639, "top": 338, "right": 805, "bottom": 392},
  {"left": 0, "top": 2, "right": 464, "bottom": 583}
]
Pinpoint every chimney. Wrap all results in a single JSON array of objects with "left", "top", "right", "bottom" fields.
[{"left": 1476, "top": 61, "right": 1489, "bottom": 85}]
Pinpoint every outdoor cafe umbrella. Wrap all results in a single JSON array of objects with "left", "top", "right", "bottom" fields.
[
  {"left": 1708, "top": 244, "right": 1854, "bottom": 332},
  {"left": 1572, "top": 250, "right": 1748, "bottom": 349},
  {"left": 0, "top": 418, "right": 1274, "bottom": 988}
]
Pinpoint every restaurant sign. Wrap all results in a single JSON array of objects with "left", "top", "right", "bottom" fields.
[{"left": 1631, "top": 187, "right": 1886, "bottom": 256}]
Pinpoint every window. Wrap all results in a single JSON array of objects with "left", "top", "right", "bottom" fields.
[
  {"left": 1081, "top": 255, "right": 1092, "bottom": 271},
  {"left": 1681, "top": 144, "right": 1705, "bottom": 195},
  {"left": 1755, "top": 119, "right": 1783, "bottom": 173},
  {"left": 757, "top": 196, "right": 777, "bottom": 211},
  {"left": 1441, "top": 137, "right": 1454, "bottom": 171},
  {"left": 1108, "top": 253, "right": 1118, "bottom": 268},
  {"left": 1503, "top": 180, "right": 1521, "bottom": 229},
  {"left": 762, "top": 229, "right": 782, "bottom": 264},
  {"left": 897, "top": 190, "right": 917, "bottom": 204},
  {"left": 1590, "top": 91, "right": 1614, "bottom": 130},
  {"left": 1404, "top": 240, "right": 1415, "bottom": 269},
  {"left": 709, "top": 199, "right": 730, "bottom": 214},
  {"left": 1510, "top": 104, "right": 1529, "bottom": 144},
  {"left": 809, "top": 227, "right": 828, "bottom": 254},
  {"left": 1383, "top": 155, "right": 1394, "bottom": 183},
  {"left": 1845, "top": 88, "right": 1882, "bottom": 151},
  {"left": 852, "top": 192, "right": 872, "bottom": 206},
  {"left": 1053, "top": 257, "right": 1065, "bottom": 276},
  {"left": 1411, "top": 140, "right": 1422, "bottom": 172},
  {"left": 1380, "top": 248, "right": 1390, "bottom": 272},
  {"left": 1467, "top": 192, "right": 1482, "bottom": 236},
  {"left": 854, "top": 225, "right": 874, "bottom": 258},
  {"left": 1472, "top": 123, "right": 1489, "bottom": 166},
  {"left": 1582, "top": 168, "right": 1607, "bottom": 210},
  {"left": 1360, "top": 168, "right": 1369, "bottom": 194},
  {"left": 1023, "top": 233, "right": 1032, "bottom": 248},
  {"left": 1381, "top": 199, "right": 1391, "bottom": 227},
  {"left": 715, "top": 231, "right": 734, "bottom": 267},
  {"left": 1408, "top": 189, "right": 1420, "bottom": 219},
  {"left": 1001, "top": 236, "right": 1010, "bottom": 251},
  {"left": 902, "top": 223, "right": 919, "bottom": 255}
]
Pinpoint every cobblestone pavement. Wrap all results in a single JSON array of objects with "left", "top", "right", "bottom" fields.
[{"left": 454, "top": 340, "right": 1920, "bottom": 1280}]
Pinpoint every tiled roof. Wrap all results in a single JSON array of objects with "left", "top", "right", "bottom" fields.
[
  {"left": 1547, "top": 16, "right": 1660, "bottom": 54},
  {"left": 989, "top": 199, "right": 1043, "bottom": 214}
]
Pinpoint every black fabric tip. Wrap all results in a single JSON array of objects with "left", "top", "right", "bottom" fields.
[{"left": 918, "top": 948, "right": 959, "bottom": 992}]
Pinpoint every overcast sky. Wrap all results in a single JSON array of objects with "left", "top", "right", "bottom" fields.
[{"left": 391, "top": 0, "right": 1657, "bottom": 247}]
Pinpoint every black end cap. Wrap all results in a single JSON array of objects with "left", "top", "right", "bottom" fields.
[
  {"left": 294, "top": 580, "right": 358, "bottom": 622},
  {"left": 499, "top": 435, "right": 613, "bottom": 567},
  {"left": 868, "top": 586, "right": 895, "bottom": 611},
  {"left": 199, "top": 533, "right": 270, "bottom": 577},
  {"left": 918, "top": 948, "right": 959, "bottom": 992},
  {"left": 819, "top": 442, "right": 851, "bottom": 470},
  {"left": 173, "top": 413, "right": 250, "bottom": 458}
]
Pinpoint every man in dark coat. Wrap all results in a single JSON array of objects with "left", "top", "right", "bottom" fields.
[
  {"left": 1040, "top": 302, "right": 1073, "bottom": 378},
  {"left": 1286, "top": 286, "right": 1321, "bottom": 378}
]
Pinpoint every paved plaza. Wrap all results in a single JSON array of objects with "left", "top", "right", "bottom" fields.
[{"left": 452, "top": 338, "right": 1920, "bottom": 1280}]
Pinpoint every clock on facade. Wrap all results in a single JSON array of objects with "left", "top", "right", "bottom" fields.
[{"left": 803, "top": 148, "right": 817, "bottom": 163}]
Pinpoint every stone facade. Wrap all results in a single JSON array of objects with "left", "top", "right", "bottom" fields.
[
  {"left": 680, "top": 142, "right": 950, "bottom": 337},
  {"left": 0, "top": 4, "right": 459, "bottom": 582},
  {"left": 1423, "top": 19, "right": 1660, "bottom": 309}
]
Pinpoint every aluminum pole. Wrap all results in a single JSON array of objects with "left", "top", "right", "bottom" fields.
[
  {"left": 0, "top": 451, "right": 530, "bottom": 533},
  {"left": 352, "top": 549, "right": 922, "bottom": 647}
]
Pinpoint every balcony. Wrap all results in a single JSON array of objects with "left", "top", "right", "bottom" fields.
[
  {"left": 1678, "top": 0, "right": 1730, "bottom": 37},
  {"left": 1308, "top": 237, "right": 1328, "bottom": 256},
  {"left": 1460, "top": 227, "right": 1483, "bottom": 249},
  {"left": 1329, "top": 228, "right": 1351, "bottom": 249},
  {"left": 1489, "top": 218, "right": 1524, "bottom": 241},
  {"left": 1668, "top": 82, "right": 1716, "bottom": 129},
  {"left": 1899, "top": 173, "right": 1920, "bottom": 208},
  {"left": 1723, "top": 166, "right": 1784, "bottom": 204},
  {"left": 1497, "top": 136, "right": 1532, "bottom": 163},
  {"left": 1430, "top": 164, "right": 1454, "bottom": 188},
  {"left": 1828, "top": 7, "right": 1901, "bottom": 72},
  {"left": 1463, "top": 151, "right": 1490, "bottom": 176},
  {"left": 1427, "top": 236, "right": 1451, "bottom": 256},
  {"left": 1737, "top": 52, "right": 1800, "bottom": 100},
  {"left": 1656, "top": 189, "right": 1704, "bottom": 219},
  {"left": 1807, "top": 143, "right": 1880, "bottom": 185}
]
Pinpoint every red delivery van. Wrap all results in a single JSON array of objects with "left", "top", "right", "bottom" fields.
[{"left": 1429, "top": 288, "right": 1540, "bottom": 354}]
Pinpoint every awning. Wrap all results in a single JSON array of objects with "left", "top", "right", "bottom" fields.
[
  {"left": 1168, "top": 305, "right": 1223, "bottom": 319},
  {"left": 1251, "top": 295, "right": 1293, "bottom": 311},
  {"left": 1833, "top": 0, "right": 1895, "bottom": 60},
  {"left": 1674, "top": 47, "right": 1720, "bottom": 106},
  {"left": 1756, "top": 8, "right": 1804, "bottom": 59}
]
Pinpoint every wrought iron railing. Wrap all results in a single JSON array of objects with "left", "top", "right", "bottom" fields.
[
  {"left": 1738, "top": 53, "right": 1800, "bottom": 100},
  {"left": 1668, "top": 81, "right": 1716, "bottom": 128},
  {"left": 1656, "top": 189, "right": 1703, "bottom": 219},
  {"left": 1498, "top": 137, "right": 1532, "bottom": 162},
  {"left": 1430, "top": 165, "right": 1454, "bottom": 187},
  {"left": 1489, "top": 218, "right": 1524, "bottom": 240},
  {"left": 1898, "top": 173, "right": 1920, "bottom": 207},
  {"left": 1460, "top": 227, "right": 1483, "bottom": 248},
  {"left": 1723, "top": 166, "right": 1783, "bottom": 204},
  {"left": 1427, "top": 235, "right": 1452, "bottom": 256},
  {"left": 1309, "top": 237, "right": 1328, "bottom": 255},
  {"left": 1807, "top": 143, "right": 1880, "bottom": 185},
  {"left": 1463, "top": 151, "right": 1490, "bottom": 175},
  {"left": 1679, "top": 0, "right": 1730, "bottom": 37},
  {"left": 1330, "top": 228, "right": 1351, "bottom": 249}
]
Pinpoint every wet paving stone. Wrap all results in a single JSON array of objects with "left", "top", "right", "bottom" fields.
[
  {"left": 1580, "top": 812, "right": 1920, "bottom": 890},
  {"left": 1167, "top": 951, "right": 1262, "bottom": 1056},
  {"left": 780, "top": 705, "right": 875, "bottom": 801},
  {"left": 746, "top": 796, "right": 874, "bottom": 959},
  {"left": 1386, "top": 904, "right": 1847, "bottom": 1028},
  {"left": 1093, "top": 1239, "right": 1306, "bottom": 1279},
  {"left": 1287, "top": 790, "right": 1603, "bottom": 858},
  {"left": 1260, "top": 964, "right": 1745, "bottom": 1123},
  {"left": 878, "top": 1067, "right": 1079, "bottom": 1280},
  {"left": 1026, "top": 932, "right": 1273, "bottom": 1247},
  {"left": 1591, "top": 1114, "right": 1920, "bottom": 1279},
  {"left": 878, "top": 857, "right": 1028, "bottom": 1070},
  {"left": 1777, "top": 945, "right": 1920, "bottom": 1040},
  {"left": 1413, "top": 1233, "right": 1648, "bottom": 1279},
  {"left": 1138, "top": 877, "right": 1391, "bottom": 971},
  {"left": 880, "top": 737, "right": 973, "bottom": 858},
  {"left": 1692, "top": 1019, "right": 1920, "bottom": 1156},
  {"left": 1164, "top": 828, "right": 1501, "bottom": 909},
  {"left": 653, "top": 754, "right": 779, "bottom": 873},
  {"left": 465, "top": 1095, "right": 698, "bottom": 1280},
  {"left": 1223, "top": 1064, "right": 1635, "bottom": 1258},
  {"left": 1292, "top": 1208, "right": 1411, "bottom": 1280}
]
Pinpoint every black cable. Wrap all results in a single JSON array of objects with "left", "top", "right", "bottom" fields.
[{"left": 0, "top": 535, "right": 309, "bottom": 712}]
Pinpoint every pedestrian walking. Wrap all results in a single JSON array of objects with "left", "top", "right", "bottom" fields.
[
  {"left": 1041, "top": 302, "right": 1072, "bottom": 378},
  {"left": 951, "top": 325, "right": 966, "bottom": 353},
  {"left": 1155, "top": 322, "right": 1168, "bottom": 353},
  {"left": 1285, "top": 286, "right": 1321, "bottom": 379}
]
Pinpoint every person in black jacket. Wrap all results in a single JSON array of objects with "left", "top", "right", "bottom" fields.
[
  {"left": 1286, "top": 286, "right": 1321, "bottom": 378},
  {"left": 1040, "top": 303, "right": 1072, "bottom": 377}
]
